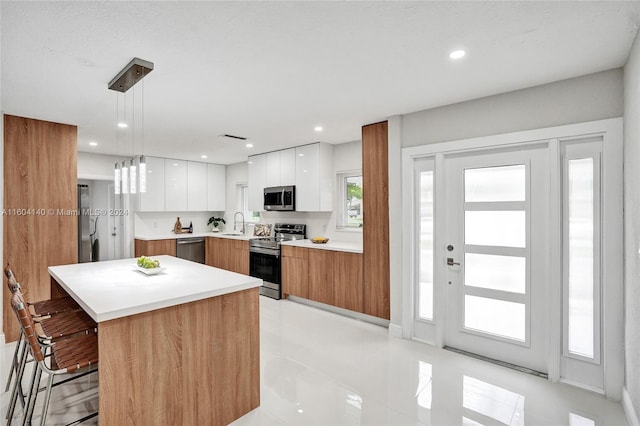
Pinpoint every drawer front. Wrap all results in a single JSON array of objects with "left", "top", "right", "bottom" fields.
[{"left": 282, "top": 246, "right": 308, "bottom": 259}]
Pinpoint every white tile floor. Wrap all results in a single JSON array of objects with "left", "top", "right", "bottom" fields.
[{"left": 1, "top": 297, "right": 629, "bottom": 425}]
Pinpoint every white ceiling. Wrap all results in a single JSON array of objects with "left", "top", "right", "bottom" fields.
[{"left": 2, "top": 1, "right": 639, "bottom": 165}]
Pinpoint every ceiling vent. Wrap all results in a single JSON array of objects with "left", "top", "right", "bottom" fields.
[{"left": 220, "top": 134, "right": 247, "bottom": 141}]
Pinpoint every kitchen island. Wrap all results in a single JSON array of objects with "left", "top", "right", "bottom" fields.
[{"left": 48, "top": 255, "right": 261, "bottom": 425}]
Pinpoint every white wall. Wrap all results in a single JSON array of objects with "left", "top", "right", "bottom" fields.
[
  {"left": 391, "top": 69, "right": 624, "bottom": 335},
  {"left": 78, "top": 151, "right": 127, "bottom": 180},
  {"left": 134, "top": 211, "right": 216, "bottom": 236},
  {"left": 624, "top": 29, "right": 640, "bottom": 424},
  {"left": 402, "top": 69, "right": 623, "bottom": 147},
  {"left": 223, "top": 141, "right": 363, "bottom": 242}
]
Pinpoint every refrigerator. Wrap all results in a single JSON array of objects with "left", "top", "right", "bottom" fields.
[{"left": 78, "top": 184, "right": 92, "bottom": 263}]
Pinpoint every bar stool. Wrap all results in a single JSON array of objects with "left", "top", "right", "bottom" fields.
[
  {"left": 4, "top": 266, "right": 96, "bottom": 422},
  {"left": 9, "top": 292, "right": 99, "bottom": 426}
]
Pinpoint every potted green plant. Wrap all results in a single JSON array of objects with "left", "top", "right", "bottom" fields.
[{"left": 207, "top": 216, "right": 225, "bottom": 232}]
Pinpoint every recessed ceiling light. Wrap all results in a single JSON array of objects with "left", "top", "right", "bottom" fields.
[
  {"left": 201, "top": 155, "right": 207, "bottom": 159},
  {"left": 246, "top": 143, "right": 254, "bottom": 148},
  {"left": 449, "top": 49, "right": 466, "bottom": 60},
  {"left": 117, "top": 122, "right": 128, "bottom": 128},
  {"left": 298, "top": 153, "right": 304, "bottom": 157},
  {"left": 247, "top": 161, "right": 253, "bottom": 164},
  {"left": 89, "top": 141, "right": 98, "bottom": 147},
  {"left": 173, "top": 163, "right": 178, "bottom": 166},
  {"left": 314, "top": 126, "right": 323, "bottom": 132}
]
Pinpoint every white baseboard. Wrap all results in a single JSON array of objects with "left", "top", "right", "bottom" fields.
[
  {"left": 388, "top": 323, "right": 403, "bottom": 338},
  {"left": 623, "top": 387, "right": 640, "bottom": 426}
]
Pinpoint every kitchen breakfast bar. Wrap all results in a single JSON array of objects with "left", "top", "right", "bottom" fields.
[{"left": 48, "top": 255, "right": 261, "bottom": 425}]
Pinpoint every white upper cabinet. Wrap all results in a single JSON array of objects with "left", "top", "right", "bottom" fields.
[
  {"left": 280, "top": 148, "right": 296, "bottom": 185},
  {"left": 134, "top": 158, "right": 225, "bottom": 212},
  {"left": 248, "top": 154, "right": 266, "bottom": 212},
  {"left": 295, "top": 143, "right": 333, "bottom": 212},
  {"left": 265, "top": 152, "right": 281, "bottom": 187},
  {"left": 248, "top": 143, "right": 333, "bottom": 212},
  {"left": 187, "top": 161, "right": 208, "bottom": 211},
  {"left": 207, "top": 164, "right": 226, "bottom": 211},
  {"left": 138, "top": 156, "right": 165, "bottom": 212},
  {"left": 165, "top": 159, "right": 188, "bottom": 211}
]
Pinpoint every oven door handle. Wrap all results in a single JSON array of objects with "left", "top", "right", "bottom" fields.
[{"left": 249, "top": 247, "right": 280, "bottom": 257}]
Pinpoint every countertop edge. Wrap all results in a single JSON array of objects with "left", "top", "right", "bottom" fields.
[
  {"left": 94, "top": 280, "right": 261, "bottom": 322},
  {"left": 135, "top": 232, "right": 252, "bottom": 241},
  {"left": 281, "top": 239, "right": 363, "bottom": 254}
]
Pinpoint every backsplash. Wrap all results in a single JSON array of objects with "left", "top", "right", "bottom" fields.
[{"left": 134, "top": 211, "right": 223, "bottom": 236}]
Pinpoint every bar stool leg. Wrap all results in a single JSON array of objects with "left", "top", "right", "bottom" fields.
[
  {"left": 38, "top": 374, "right": 55, "bottom": 426},
  {"left": 21, "top": 366, "right": 42, "bottom": 426},
  {"left": 5, "top": 329, "right": 24, "bottom": 392},
  {"left": 5, "top": 344, "right": 28, "bottom": 422}
]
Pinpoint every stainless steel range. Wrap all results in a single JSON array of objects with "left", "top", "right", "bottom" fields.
[{"left": 249, "top": 223, "right": 306, "bottom": 299}]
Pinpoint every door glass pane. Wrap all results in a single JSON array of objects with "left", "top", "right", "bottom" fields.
[
  {"left": 465, "top": 253, "right": 526, "bottom": 294},
  {"left": 465, "top": 295, "right": 525, "bottom": 341},
  {"left": 465, "top": 165, "right": 526, "bottom": 202},
  {"left": 419, "top": 171, "right": 434, "bottom": 320},
  {"left": 567, "top": 158, "right": 595, "bottom": 358},
  {"left": 465, "top": 211, "right": 526, "bottom": 247}
]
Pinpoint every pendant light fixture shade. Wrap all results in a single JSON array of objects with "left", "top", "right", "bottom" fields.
[
  {"left": 130, "top": 159, "right": 137, "bottom": 194},
  {"left": 139, "top": 156, "right": 147, "bottom": 193},
  {"left": 121, "top": 160, "right": 129, "bottom": 195},
  {"left": 114, "top": 163, "right": 121, "bottom": 195}
]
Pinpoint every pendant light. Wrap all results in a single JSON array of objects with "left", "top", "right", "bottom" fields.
[
  {"left": 138, "top": 79, "right": 147, "bottom": 193},
  {"left": 108, "top": 58, "right": 154, "bottom": 195}
]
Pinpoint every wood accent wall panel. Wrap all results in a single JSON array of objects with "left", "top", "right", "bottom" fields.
[
  {"left": 334, "top": 252, "right": 364, "bottom": 313},
  {"left": 282, "top": 246, "right": 309, "bottom": 298},
  {"left": 134, "top": 239, "right": 177, "bottom": 257},
  {"left": 308, "top": 249, "right": 335, "bottom": 305},
  {"left": 362, "top": 121, "right": 390, "bottom": 319},
  {"left": 3, "top": 115, "right": 78, "bottom": 341},
  {"left": 98, "top": 287, "right": 260, "bottom": 425}
]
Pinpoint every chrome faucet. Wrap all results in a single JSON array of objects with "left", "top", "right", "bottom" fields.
[{"left": 233, "top": 211, "right": 245, "bottom": 234}]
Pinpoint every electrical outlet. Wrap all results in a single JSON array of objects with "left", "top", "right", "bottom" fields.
[{"left": 153, "top": 222, "right": 158, "bottom": 229}]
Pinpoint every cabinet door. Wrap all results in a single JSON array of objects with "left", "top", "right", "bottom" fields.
[
  {"left": 308, "top": 249, "right": 334, "bottom": 305},
  {"left": 282, "top": 246, "right": 309, "bottom": 298},
  {"left": 265, "top": 151, "right": 281, "bottom": 187},
  {"left": 187, "top": 161, "right": 208, "bottom": 211},
  {"left": 334, "top": 252, "right": 364, "bottom": 313},
  {"left": 165, "top": 159, "right": 187, "bottom": 211},
  {"left": 207, "top": 164, "right": 226, "bottom": 211},
  {"left": 138, "top": 156, "right": 165, "bottom": 211},
  {"left": 248, "top": 154, "right": 266, "bottom": 212},
  {"left": 280, "top": 148, "right": 296, "bottom": 185},
  {"left": 135, "top": 239, "right": 176, "bottom": 257},
  {"left": 295, "top": 144, "right": 320, "bottom": 211},
  {"left": 233, "top": 241, "right": 250, "bottom": 275}
]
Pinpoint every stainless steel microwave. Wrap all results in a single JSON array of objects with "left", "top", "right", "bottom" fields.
[{"left": 264, "top": 185, "right": 295, "bottom": 211}]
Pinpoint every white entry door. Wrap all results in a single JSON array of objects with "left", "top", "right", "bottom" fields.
[{"left": 443, "top": 146, "right": 549, "bottom": 373}]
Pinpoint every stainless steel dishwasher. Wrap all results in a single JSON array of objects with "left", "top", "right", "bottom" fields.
[{"left": 176, "top": 237, "right": 205, "bottom": 264}]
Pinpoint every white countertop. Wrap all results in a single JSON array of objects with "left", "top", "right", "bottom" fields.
[
  {"left": 135, "top": 232, "right": 252, "bottom": 241},
  {"left": 48, "top": 255, "right": 261, "bottom": 322},
  {"left": 281, "top": 239, "right": 363, "bottom": 254}
]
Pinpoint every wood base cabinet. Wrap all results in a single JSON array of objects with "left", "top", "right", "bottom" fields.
[
  {"left": 284, "top": 247, "right": 364, "bottom": 315},
  {"left": 206, "top": 238, "right": 249, "bottom": 275},
  {"left": 134, "top": 239, "right": 177, "bottom": 257},
  {"left": 282, "top": 246, "right": 309, "bottom": 298}
]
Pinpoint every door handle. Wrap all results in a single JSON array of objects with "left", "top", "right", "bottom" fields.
[{"left": 447, "top": 257, "right": 460, "bottom": 266}]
